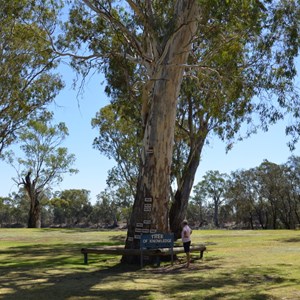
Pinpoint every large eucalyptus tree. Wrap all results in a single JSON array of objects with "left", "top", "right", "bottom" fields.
[
  {"left": 58, "top": 0, "right": 201, "bottom": 255},
  {"left": 54, "top": 0, "right": 300, "bottom": 261}
]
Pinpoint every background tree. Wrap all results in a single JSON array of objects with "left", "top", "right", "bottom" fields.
[
  {"left": 91, "top": 190, "right": 120, "bottom": 227},
  {"left": 285, "top": 156, "right": 300, "bottom": 225},
  {"left": 255, "top": 160, "right": 299, "bottom": 229},
  {"left": 189, "top": 181, "right": 209, "bottom": 227},
  {"left": 91, "top": 185, "right": 134, "bottom": 228},
  {"left": 194, "top": 170, "right": 229, "bottom": 228},
  {"left": 0, "top": 190, "right": 30, "bottom": 227},
  {"left": 226, "top": 169, "right": 261, "bottom": 229},
  {"left": 1, "top": 157, "right": 300, "bottom": 229},
  {"left": 7, "top": 113, "right": 78, "bottom": 228},
  {"left": 49, "top": 197, "right": 69, "bottom": 226},
  {"left": 50, "top": 189, "right": 92, "bottom": 226},
  {"left": 223, "top": 157, "right": 300, "bottom": 229},
  {"left": 0, "top": 196, "right": 14, "bottom": 226},
  {"left": 92, "top": 103, "right": 140, "bottom": 198},
  {"left": 0, "top": 0, "right": 63, "bottom": 156}
]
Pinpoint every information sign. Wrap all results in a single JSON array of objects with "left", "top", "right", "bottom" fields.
[
  {"left": 140, "top": 233, "right": 174, "bottom": 268},
  {"left": 141, "top": 233, "right": 174, "bottom": 249}
]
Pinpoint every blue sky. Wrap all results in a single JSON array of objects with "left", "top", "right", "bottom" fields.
[{"left": 0, "top": 64, "right": 299, "bottom": 204}]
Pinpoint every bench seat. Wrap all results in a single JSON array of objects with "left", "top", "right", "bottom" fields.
[{"left": 81, "top": 244, "right": 206, "bottom": 264}]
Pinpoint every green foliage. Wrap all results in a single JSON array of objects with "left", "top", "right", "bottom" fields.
[
  {"left": 91, "top": 187, "right": 132, "bottom": 226},
  {"left": 50, "top": 189, "right": 92, "bottom": 226},
  {"left": 192, "top": 171, "right": 229, "bottom": 227},
  {"left": 193, "top": 156, "right": 300, "bottom": 229},
  {"left": 0, "top": 0, "right": 64, "bottom": 155},
  {"left": 0, "top": 190, "right": 29, "bottom": 226},
  {"left": 8, "top": 112, "right": 78, "bottom": 195},
  {"left": 92, "top": 103, "right": 140, "bottom": 197}
]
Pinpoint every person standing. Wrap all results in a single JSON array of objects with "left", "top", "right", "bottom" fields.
[{"left": 181, "top": 220, "right": 192, "bottom": 268}]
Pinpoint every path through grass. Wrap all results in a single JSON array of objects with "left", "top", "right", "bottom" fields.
[{"left": 0, "top": 229, "right": 300, "bottom": 299}]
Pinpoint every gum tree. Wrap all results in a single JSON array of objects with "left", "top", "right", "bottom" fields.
[
  {"left": 58, "top": 0, "right": 201, "bottom": 257},
  {"left": 8, "top": 113, "right": 78, "bottom": 228},
  {"left": 54, "top": 0, "right": 300, "bottom": 261}
]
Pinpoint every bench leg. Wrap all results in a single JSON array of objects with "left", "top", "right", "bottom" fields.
[
  {"left": 156, "top": 256, "right": 160, "bottom": 267},
  {"left": 200, "top": 250, "right": 204, "bottom": 260},
  {"left": 84, "top": 253, "right": 88, "bottom": 264}
]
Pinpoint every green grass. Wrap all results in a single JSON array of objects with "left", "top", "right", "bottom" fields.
[{"left": 0, "top": 229, "right": 300, "bottom": 299}]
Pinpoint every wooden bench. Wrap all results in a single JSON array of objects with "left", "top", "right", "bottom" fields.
[{"left": 81, "top": 244, "right": 206, "bottom": 265}]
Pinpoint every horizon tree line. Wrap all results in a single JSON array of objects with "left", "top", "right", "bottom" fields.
[{"left": 1, "top": 156, "right": 300, "bottom": 230}]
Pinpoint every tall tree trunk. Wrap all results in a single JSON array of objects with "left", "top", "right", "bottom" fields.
[
  {"left": 249, "top": 213, "right": 254, "bottom": 230},
  {"left": 122, "top": 1, "right": 200, "bottom": 263},
  {"left": 23, "top": 171, "right": 41, "bottom": 228},
  {"left": 213, "top": 198, "right": 219, "bottom": 228},
  {"left": 28, "top": 196, "right": 41, "bottom": 228},
  {"left": 169, "top": 138, "right": 206, "bottom": 239}
]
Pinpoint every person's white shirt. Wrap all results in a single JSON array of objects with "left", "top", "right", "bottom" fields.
[{"left": 181, "top": 225, "right": 192, "bottom": 243}]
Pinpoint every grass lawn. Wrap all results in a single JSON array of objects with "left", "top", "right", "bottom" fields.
[{"left": 0, "top": 228, "right": 300, "bottom": 300}]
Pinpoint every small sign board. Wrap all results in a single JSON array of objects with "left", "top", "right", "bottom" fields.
[
  {"left": 140, "top": 233, "right": 174, "bottom": 268},
  {"left": 141, "top": 233, "right": 174, "bottom": 249}
]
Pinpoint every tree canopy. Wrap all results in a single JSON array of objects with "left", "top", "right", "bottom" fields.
[{"left": 0, "top": 0, "right": 64, "bottom": 156}]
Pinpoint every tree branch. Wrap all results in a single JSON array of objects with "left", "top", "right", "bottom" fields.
[{"left": 83, "top": 0, "right": 152, "bottom": 64}]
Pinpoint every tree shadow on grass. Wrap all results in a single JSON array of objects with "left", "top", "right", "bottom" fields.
[
  {"left": 280, "top": 237, "right": 300, "bottom": 243},
  {"left": 1, "top": 263, "right": 299, "bottom": 300},
  {"left": 0, "top": 241, "right": 127, "bottom": 270},
  {"left": 0, "top": 263, "right": 150, "bottom": 300},
  {"left": 0, "top": 243, "right": 200, "bottom": 299},
  {"left": 1, "top": 244, "right": 300, "bottom": 300},
  {"left": 156, "top": 264, "right": 300, "bottom": 300},
  {"left": 0, "top": 242, "right": 159, "bottom": 300},
  {"left": 0, "top": 242, "right": 147, "bottom": 300}
]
